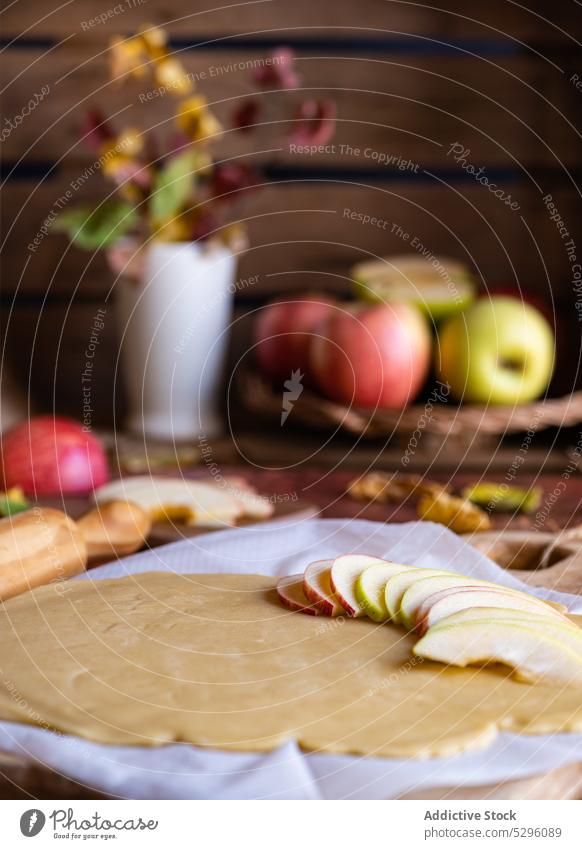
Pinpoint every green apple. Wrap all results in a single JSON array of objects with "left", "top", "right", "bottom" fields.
[
  {"left": 417, "top": 586, "right": 571, "bottom": 635},
  {"left": 384, "top": 569, "right": 456, "bottom": 625},
  {"left": 413, "top": 618, "right": 582, "bottom": 684},
  {"left": 355, "top": 562, "right": 416, "bottom": 622},
  {"left": 462, "top": 482, "right": 542, "bottom": 514},
  {"left": 436, "top": 296, "right": 555, "bottom": 404},
  {"left": 351, "top": 254, "right": 475, "bottom": 321}
]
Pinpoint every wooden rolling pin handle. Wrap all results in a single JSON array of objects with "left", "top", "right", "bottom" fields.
[
  {"left": 76, "top": 500, "right": 152, "bottom": 562},
  {"left": 0, "top": 500, "right": 152, "bottom": 602},
  {"left": 0, "top": 507, "right": 87, "bottom": 602}
]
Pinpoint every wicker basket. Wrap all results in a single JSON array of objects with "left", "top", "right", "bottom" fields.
[{"left": 238, "top": 368, "right": 582, "bottom": 442}]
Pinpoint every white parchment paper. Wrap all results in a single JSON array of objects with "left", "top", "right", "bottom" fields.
[{"left": 1, "top": 518, "right": 582, "bottom": 799}]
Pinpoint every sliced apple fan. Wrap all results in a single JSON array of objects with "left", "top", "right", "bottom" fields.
[{"left": 276, "top": 555, "right": 581, "bottom": 685}]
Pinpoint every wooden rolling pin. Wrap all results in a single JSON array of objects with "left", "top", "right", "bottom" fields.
[
  {"left": 0, "top": 507, "right": 86, "bottom": 601},
  {"left": 76, "top": 499, "right": 152, "bottom": 561},
  {"left": 0, "top": 501, "right": 151, "bottom": 601}
]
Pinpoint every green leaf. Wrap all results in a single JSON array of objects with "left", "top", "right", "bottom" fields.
[
  {"left": 150, "top": 150, "right": 198, "bottom": 224},
  {"left": 54, "top": 201, "right": 138, "bottom": 250}
]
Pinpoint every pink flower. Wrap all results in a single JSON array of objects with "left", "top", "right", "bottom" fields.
[
  {"left": 289, "top": 99, "right": 337, "bottom": 146},
  {"left": 190, "top": 210, "right": 221, "bottom": 241},
  {"left": 166, "top": 132, "right": 192, "bottom": 156},
  {"left": 103, "top": 156, "right": 151, "bottom": 189},
  {"left": 82, "top": 109, "right": 114, "bottom": 152},
  {"left": 210, "top": 164, "right": 258, "bottom": 202},
  {"left": 232, "top": 99, "right": 261, "bottom": 132},
  {"left": 253, "top": 48, "right": 300, "bottom": 89}
]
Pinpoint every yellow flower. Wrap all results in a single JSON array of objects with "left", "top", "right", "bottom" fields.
[
  {"left": 109, "top": 26, "right": 192, "bottom": 97},
  {"left": 117, "top": 181, "right": 144, "bottom": 203},
  {"left": 153, "top": 216, "right": 192, "bottom": 242},
  {"left": 109, "top": 36, "right": 148, "bottom": 81},
  {"left": 116, "top": 128, "right": 143, "bottom": 157},
  {"left": 101, "top": 151, "right": 131, "bottom": 181},
  {"left": 133, "top": 25, "right": 192, "bottom": 95},
  {"left": 219, "top": 222, "right": 248, "bottom": 252},
  {"left": 155, "top": 57, "right": 192, "bottom": 95},
  {"left": 139, "top": 25, "right": 167, "bottom": 53},
  {"left": 177, "top": 97, "right": 222, "bottom": 142}
]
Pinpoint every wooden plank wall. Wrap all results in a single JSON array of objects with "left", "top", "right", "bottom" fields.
[{"left": 1, "top": 1, "right": 582, "bottom": 423}]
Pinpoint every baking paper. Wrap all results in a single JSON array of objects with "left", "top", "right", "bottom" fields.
[{"left": 1, "top": 518, "right": 581, "bottom": 799}]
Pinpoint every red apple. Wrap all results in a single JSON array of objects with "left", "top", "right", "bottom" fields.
[
  {"left": 0, "top": 416, "right": 109, "bottom": 496},
  {"left": 310, "top": 302, "right": 431, "bottom": 408},
  {"left": 253, "top": 292, "right": 336, "bottom": 383}
]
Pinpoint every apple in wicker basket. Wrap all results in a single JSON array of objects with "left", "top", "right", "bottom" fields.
[
  {"left": 436, "top": 296, "right": 555, "bottom": 404},
  {"left": 309, "top": 302, "right": 432, "bottom": 409},
  {"left": 253, "top": 292, "right": 336, "bottom": 384}
]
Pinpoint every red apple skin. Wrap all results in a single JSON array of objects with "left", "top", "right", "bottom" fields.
[
  {"left": 253, "top": 293, "right": 336, "bottom": 383},
  {"left": 328, "top": 571, "right": 358, "bottom": 617},
  {"left": 0, "top": 416, "right": 109, "bottom": 496},
  {"left": 310, "top": 302, "right": 431, "bottom": 409},
  {"left": 276, "top": 575, "right": 320, "bottom": 615},
  {"left": 329, "top": 586, "right": 358, "bottom": 617},
  {"left": 303, "top": 561, "right": 342, "bottom": 616}
]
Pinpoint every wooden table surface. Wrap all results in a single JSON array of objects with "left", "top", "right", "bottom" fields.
[
  {"left": 52, "top": 464, "right": 582, "bottom": 532},
  {"left": 217, "top": 467, "right": 582, "bottom": 532}
]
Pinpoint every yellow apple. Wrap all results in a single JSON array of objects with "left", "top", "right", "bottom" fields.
[{"left": 436, "top": 296, "right": 555, "bottom": 404}]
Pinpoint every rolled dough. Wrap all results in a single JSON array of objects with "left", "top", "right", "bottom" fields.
[{"left": 0, "top": 572, "right": 581, "bottom": 759}]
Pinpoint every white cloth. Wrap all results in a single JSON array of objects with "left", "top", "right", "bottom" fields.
[{"left": 1, "top": 518, "right": 581, "bottom": 799}]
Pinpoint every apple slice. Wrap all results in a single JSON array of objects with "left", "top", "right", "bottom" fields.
[
  {"left": 384, "top": 568, "right": 457, "bottom": 625},
  {"left": 351, "top": 255, "right": 475, "bottom": 321},
  {"left": 303, "top": 560, "right": 343, "bottom": 616},
  {"left": 277, "top": 574, "right": 320, "bottom": 616},
  {"left": 430, "top": 606, "right": 581, "bottom": 634},
  {"left": 400, "top": 574, "right": 545, "bottom": 631},
  {"left": 413, "top": 618, "right": 582, "bottom": 684},
  {"left": 93, "top": 476, "right": 244, "bottom": 527},
  {"left": 417, "top": 587, "right": 571, "bottom": 635},
  {"left": 330, "top": 554, "right": 388, "bottom": 617},
  {"left": 355, "top": 562, "right": 417, "bottom": 622},
  {"left": 227, "top": 483, "right": 274, "bottom": 520}
]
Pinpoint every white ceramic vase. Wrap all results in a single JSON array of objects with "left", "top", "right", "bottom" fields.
[{"left": 115, "top": 241, "right": 236, "bottom": 441}]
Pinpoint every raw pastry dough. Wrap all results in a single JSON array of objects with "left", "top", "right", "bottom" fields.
[{"left": 0, "top": 573, "right": 581, "bottom": 759}]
